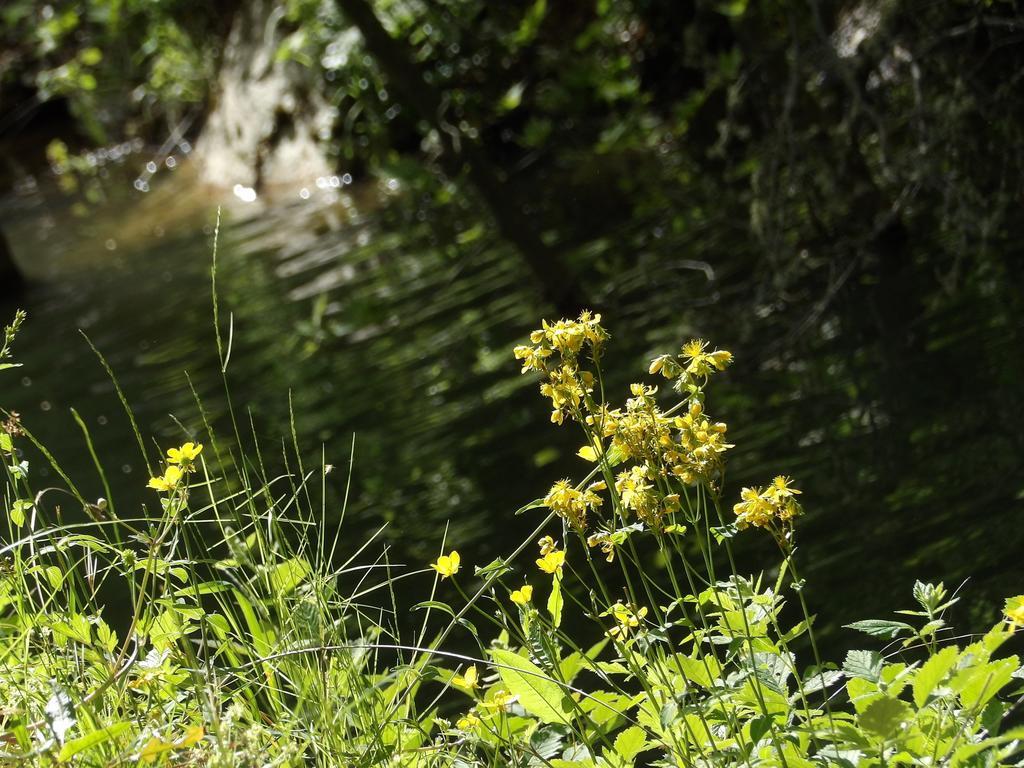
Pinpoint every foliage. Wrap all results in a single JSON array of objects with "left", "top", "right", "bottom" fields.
[
  {"left": 2, "top": 307, "right": 1022, "bottom": 766},
  {"left": 0, "top": 0, "right": 217, "bottom": 144}
]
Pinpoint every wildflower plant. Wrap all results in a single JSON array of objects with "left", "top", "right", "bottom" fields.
[
  {"left": 419, "top": 312, "right": 1024, "bottom": 768},
  {"left": 1, "top": 302, "right": 1022, "bottom": 768}
]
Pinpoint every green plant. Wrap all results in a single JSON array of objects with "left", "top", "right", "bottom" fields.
[
  {"left": 1, "top": 306, "right": 1021, "bottom": 767},
  {"left": 412, "top": 313, "right": 1024, "bottom": 768}
]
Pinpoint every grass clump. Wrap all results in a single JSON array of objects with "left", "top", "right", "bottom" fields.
[{"left": 1, "top": 307, "right": 1023, "bottom": 767}]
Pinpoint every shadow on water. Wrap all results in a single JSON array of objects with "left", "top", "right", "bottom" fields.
[{"left": 2, "top": 164, "right": 1023, "bottom": 656}]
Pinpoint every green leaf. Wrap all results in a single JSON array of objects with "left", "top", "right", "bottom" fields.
[
  {"left": 514, "top": 498, "right": 545, "bottom": 516},
  {"left": 0, "top": 363, "right": 22, "bottom": 371},
  {"left": 913, "top": 645, "right": 959, "bottom": 708},
  {"left": 473, "top": 557, "right": 511, "bottom": 577},
  {"left": 580, "top": 690, "right": 634, "bottom": 730},
  {"left": 490, "top": 648, "right": 572, "bottom": 724},
  {"left": 267, "top": 556, "right": 310, "bottom": 594},
  {"left": 412, "top": 600, "right": 456, "bottom": 617},
  {"left": 955, "top": 656, "right": 1019, "bottom": 711},
  {"left": 614, "top": 725, "right": 647, "bottom": 762},
  {"left": 858, "top": 696, "right": 912, "bottom": 740},
  {"left": 9, "top": 499, "right": 31, "bottom": 527},
  {"left": 548, "top": 572, "right": 563, "bottom": 628},
  {"left": 58, "top": 721, "right": 130, "bottom": 761},
  {"left": 0, "top": 433, "right": 12, "bottom": 452},
  {"left": 666, "top": 653, "right": 721, "bottom": 689},
  {"left": 800, "top": 668, "right": 843, "bottom": 696},
  {"left": 845, "top": 620, "right": 915, "bottom": 639},
  {"left": 951, "top": 726, "right": 1024, "bottom": 767},
  {"left": 499, "top": 82, "right": 525, "bottom": 112},
  {"left": 844, "top": 649, "right": 883, "bottom": 682},
  {"left": 45, "top": 566, "right": 64, "bottom": 590},
  {"left": 79, "top": 47, "right": 102, "bottom": 66},
  {"left": 846, "top": 677, "right": 882, "bottom": 714},
  {"left": 559, "top": 638, "right": 608, "bottom": 684}
]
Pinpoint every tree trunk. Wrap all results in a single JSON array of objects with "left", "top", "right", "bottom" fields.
[
  {"left": 0, "top": 226, "right": 23, "bottom": 295},
  {"left": 333, "top": 0, "right": 588, "bottom": 315},
  {"left": 195, "top": 0, "right": 334, "bottom": 190}
]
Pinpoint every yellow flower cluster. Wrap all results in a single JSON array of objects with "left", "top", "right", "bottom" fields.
[
  {"left": 587, "top": 392, "right": 732, "bottom": 488},
  {"left": 514, "top": 312, "right": 608, "bottom": 369},
  {"left": 147, "top": 442, "right": 203, "bottom": 493},
  {"left": 543, "top": 479, "right": 604, "bottom": 531},
  {"left": 540, "top": 366, "right": 591, "bottom": 425},
  {"left": 649, "top": 339, "right": 732, "bottom": 384},
  {"left": 614, "top": 464, "right": 663, "bottom": 529},
  {"left": 514, "top": 312, "right": 607, "bottom": 425},
  {"left": 514, "top": 316, "right": 740, "bottom": 543},
  {"left": 586, "top": 531, "right": 617, "bottom": 562},
  {"left": 732, "top": 476, "right": 803, "bottom": 530}
]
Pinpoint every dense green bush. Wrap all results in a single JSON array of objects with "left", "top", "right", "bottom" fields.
[{"left": 1, "top": 307, "right": 1022, "bottom": 766}]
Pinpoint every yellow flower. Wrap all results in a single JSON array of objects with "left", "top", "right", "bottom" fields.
[
  {"left": 681, "top": 339, "right": 708, "bottom": 360},
  {"left": 587, "top": 531, "right": 616, "bottom": 563},
  {"left": 510, "top": 585, "right": 533, "bottom": 605},
  {"left": 456, "top": 711, "right": 480, "bottom": 730},
  {"left": 166, "top": 442, "right": 203, "bottom": 466},
  {"left": 769, "top": 475, "right": 801, "bottom": 499},
  {"left": 537, "top": 535, "right": 557, "bottom": 555},
  {"left": 544, "top": 478, "right": 602, "bottom": 532},
  {"left": 513, "top": 344, "right": 552, "bottom": 374},
  {"left": 147, "top": 465, "right": 183, "bottom": 493},
  {"left": 536, "top": 549, "right": 565, "bottom": 574},
  {"left": 606, "top": 602, "right": 648, "bottom": 638},
  {"left": 479, "top": 689, "right": 517, "bottom": 709},
  {"left": 431, "top": 550, "right": 461, "bottom": 578},
  {"left": 648, "top": 354, "right": 677, "bottom": 378},
  {"left": 733, "top": 480, "right": 804, "bottom": 530},
  {"left": 453, "top": 664, "right": 479, "bottom": 690},
  {"left": 1006, "top": 603, "right": 1024, "bottom": 629}
]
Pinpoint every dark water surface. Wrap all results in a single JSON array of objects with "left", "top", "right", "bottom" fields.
[{"left": 2, "top": 167, "right": 1023, "bottom": 653}]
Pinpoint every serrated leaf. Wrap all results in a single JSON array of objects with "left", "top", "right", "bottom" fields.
[
  {"left": 845, "top": 620, "right": 915, "bottom": 639},
  {"left": 913, "top": 645, "right": 959, "bottom": 708},
  {"left": 858, "top": 696, "right": 911, "bottom": 740},
  {"left": 614, "top": 725, "right": 647, "bottom": 762},
  {"left": 665, "top": 653, "right": 721, "bottom": 689},
  {"left": 800, "top": 669, "right": 843, "bottom": 696},
  {"left": 951, "top": 726, "right": 1024, "bottom": 767},
  {"left": 844, "top": 649, "right": 883, "bottom": 682},
  {"left": 955, "top": 656, "right": 1019, "bottom": 711},
  {"left": 490, "top": 648, "right": 572, "bottom": 724},
  {"left": 529, "top": 727, "right": 564, "bottom": 760}
]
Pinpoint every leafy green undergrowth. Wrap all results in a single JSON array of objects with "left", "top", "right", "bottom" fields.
[{"left": 2, "top": 308, "right": 1022, "bottom": 767}]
